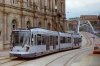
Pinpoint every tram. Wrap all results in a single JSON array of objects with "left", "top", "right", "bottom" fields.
[{"left": 10, "top": 28, "right": 82, "bottom": 58}]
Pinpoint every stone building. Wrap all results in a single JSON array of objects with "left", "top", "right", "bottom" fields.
[
  {"left": 0, "top": 0, "right": 66, "bottom": 50},
  {"left": 80, "top": 15, "right": 99, "bottom": 22},
  {"left": 80, "top": 15, "right": 100, "bottom": 33},
  {"left": 67, "top": 20, "right": 78, "bottom": 31}
]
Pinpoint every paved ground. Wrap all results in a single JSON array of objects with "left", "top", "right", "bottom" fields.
[
  {"left": 0, "top": 50, "right": 9, "bottom": 57},
  {"left": 71, "top": 54, "right": 100, "bottom": 66},
  {"left": 71, "top": 32, "right": 100, "bottom": 66}
]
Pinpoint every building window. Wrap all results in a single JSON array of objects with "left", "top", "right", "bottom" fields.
[
  {"left": 27, "top": 0, "right": 29, "bottom": 7},
  {"left": 12, "top": 0, "right": 18, "bottom": 4},
  {"left": 0, "top": 31, "right": 1, "bottom": 37},
  {"left": 27, "top": 0, "right": 31, "bottom": 7},
  {"left": 12, "top": 19, "right": 17, "bottom": 30},
  {"left": 38, "top": 22, "right": 41, "bottom": 27},
  {"left": 61, "top": 2, "right": 63, "bottom": 13},
  {"left": 27, "top": 21, "right": 31, "bottom": 28},
  {"left": 47, "top": 23, "right": 51, "bottom": 30},
  {"left": 55, "top": 0, "right": 58, "bottom": 6},
  {"left": 12, "top": 0, "right": 15, "bottom": 4},
  {"left": 48, "top": 0, "right": 51, "bottom": 10}
]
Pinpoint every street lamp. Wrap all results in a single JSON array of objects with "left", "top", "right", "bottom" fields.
[
  {"left": 54, "top": 6, "right": 61, "bottom": 50},
  {"left": 54, "top": 6, "right": 61, "bottom": 31},
  {"left": 54, "top": 6, "right": 58, "bottom": 31}
]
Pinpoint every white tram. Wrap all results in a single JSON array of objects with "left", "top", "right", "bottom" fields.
[{"left": 10, "top": 28, "right": 82, "bottom": 58}]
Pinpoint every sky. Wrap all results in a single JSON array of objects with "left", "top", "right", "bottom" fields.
[{"left": 66, "top": 0, "right": 100, "bottom": 19}]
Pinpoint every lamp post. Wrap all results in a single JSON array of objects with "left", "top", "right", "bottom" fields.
[
  {"left": 55, "top": 6, "right": 60, "bottom": 50},
  {"left": 44, "top": 0, "right": 48, "bottom": 29},
  {"left": 20, "top": 0, "right": 23, "bottom": 28},
  {"left": 44, "top": 5, "right": 47, "bottom": 29}
]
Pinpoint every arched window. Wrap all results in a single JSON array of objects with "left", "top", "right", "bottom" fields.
[
  {"left": 12, "top": 19, "right": 17, "bottom": 30},
  {"left": 27, "top": 21, "right": 31, "bottom": 28},
  {"left": 0, "top": 31, "right": 1, "bottom": 37},
  {"left": 54, "top": 23, "right": 57, "bottom": 31},
  {"left": 38, "top": 22, "right": 41, "bottom": 27},
  {"left": 47, "top": 23, "right": 51, "bottom": 30}
]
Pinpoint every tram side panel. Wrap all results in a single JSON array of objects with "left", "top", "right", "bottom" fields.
[
  {"left": 31, "top": 33, "right": 60, "bottom": 55},
  {"left": 60, "top": 36, "right": 72, "bottom": 50},
  {"left": 72, "top": 35, "right": 82, "bottom": 49}
]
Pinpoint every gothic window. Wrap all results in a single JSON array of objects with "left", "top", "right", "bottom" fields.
[
  {"left": 12, "top": 19, "right": 17, "bottom": 30},
  {"left": 27, "top": 21, "right": 31, "bottom": 28}
]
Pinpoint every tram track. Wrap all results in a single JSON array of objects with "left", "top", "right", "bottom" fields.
[
  {"left": 0, "top": 57, "right": 18, "bottom": 64},
  {"left": 64, "top": 48, "right": 92, "bottom": 66},
  {"left": 0, "top": 56, "right": 10, "bottom": 60},
  {"left": 0, "top": 32, "right": 93, "bottom": 66},
  {"left": 45, "top": 49, "right": 92, "bottom": 66},
  {"left": 64, "top": 32, "right": 93, "bottom": 66},
  {"left": 14, "top": 32, "right": 92, "bottom": 66},
  {"left": 44, "top": 32, "right": 93, "bottom": 66},
  {"left": 0, "top": 57, "right": 29, "bottom": 66}
]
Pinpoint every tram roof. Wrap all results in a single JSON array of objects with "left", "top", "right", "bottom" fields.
[
  {"left": 12, "top": 29, "right": 30, "bottom": 32},
  {"left": 30, "top": 28, "right": 72, "bottom": 37},
  {"left": 30, "top": 28, "right": 58, "bottom": 35},
  {"left": 72, "top": 34, "right": 81, "bottom": 38}
]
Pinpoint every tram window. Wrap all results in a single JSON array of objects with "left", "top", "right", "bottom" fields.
[
  {"left": 50, "top": 36, "right": 53, "bottom": 46},
  {"left": 35, "top": 35, "right": 37, "bottom": 45},
  {"left": 60, "top": 37, "right": 63, "bottom": 43},
  {"left": 66, "top": 37, "right": 71, "bottom": 43},
  {"left": 44, "top": 36, "right": 47, "bottom": 45},
  {"left": 47, "top": 36, "right": 50, "bottom": 45},
  {"left": 37, "top": 34, "right": 42, "bottom": 45},
  {"left": 56, "top": 36, "right": 58, "bottom": 45},
  {"left": 31, "top": 34, "right": 34, "bottom": 45},
  {"left": 52, "top": 36, "right": 54, "bottom": 45},
  {"left": 42, "top": 35, "right": 47, "bottom": 45},
  {"left": 45, "top": 36, "right": 48, "bottom": 45},
  {"left": 42, "top": 35, "right": 44, "bottom": 45},
  {"left": 41, "top": 35, "right": 47, "bottom": 45},
  {"left": 74, "top": 38, "right": 81, "bottom": 43},
  {"left": 63, "top": 37, "right": 65, "bottom": 43}
]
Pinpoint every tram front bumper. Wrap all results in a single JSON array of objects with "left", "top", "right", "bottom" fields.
[{"left": 10, "top": 52, "right": 36, "bottom": 58}]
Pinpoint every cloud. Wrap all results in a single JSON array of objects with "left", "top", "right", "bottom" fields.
[
  {"left": 66, "top": 0, "right": 100, "bottom": 9},
  {"left": 66, "top": 0, "right": 100, "bottom": 18}
]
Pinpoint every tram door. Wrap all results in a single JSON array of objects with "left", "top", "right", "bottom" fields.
[{"left": 46, "top": 36, "right": 50, "bottom": 50}]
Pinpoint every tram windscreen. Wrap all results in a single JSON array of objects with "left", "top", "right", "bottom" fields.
[{"left": 11, "top": 31, "right": 30, "bottom": 46}]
